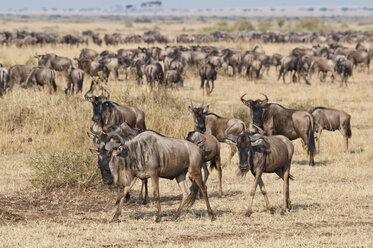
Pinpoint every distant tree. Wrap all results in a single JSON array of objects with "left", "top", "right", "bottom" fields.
[
  {"left": 307, "top": 8, "right": 314, "bottom": 12},
  {"left": 42, "top": 7, "right": 48, "bottom": 12},
  {"left": 277, "top": 17, "right": 285, "bottom": 28},
  {"left": 270, "top": 8, "right": 276, "bottom": 12},
  {"left": 341, "top": 7, "right": 349, "bottom": 12},
  {"left": 125, "top": 4, "right": 134, "bottom": 18},
  {"left": 320, "top": 7, "right": 328, "bottom": 12}
]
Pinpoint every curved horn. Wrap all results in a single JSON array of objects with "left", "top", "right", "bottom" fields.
[
  {"left": 260, "top": 93, "right": 268, "bottom": 102},
  {"left": 224, "top": 124, "right": 239, "bottom": 143},
  {"left": 240, "top": 93, "right": 247, "bottom": 103},
  {"left": 99, "top": 88, "right": 110, "bottom": 101},
  {"left": 249, "top": 124, "right": 264, "bottom": 142},
  {"left": 90, "top": 123, "right": 103, "bottom": 136},
  {"left": 105, "top": 141, "right": 121, "bottom": 151},
  {"left": 84, "top": 90, "right": 95, "bottom": 102},
  {"left": 190, "top": 100, "right": 195, "bottom": 109}
]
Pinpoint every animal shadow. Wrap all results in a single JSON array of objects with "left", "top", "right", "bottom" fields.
[{"left": 293, "top": 160, "right": 330, "bottom": 166}]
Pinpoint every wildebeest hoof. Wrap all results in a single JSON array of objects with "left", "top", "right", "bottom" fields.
[
  {"left": 245, "top": 211, "right": 252, "bottom": 217},
  {"left": 110, "top": 218, "right": 120, "bottom": 223},
  {"left": 280, "top": 210, "right": 286, "bottom": 215},
  {"left": 142, "top": 200, "right": 147, "bottom": 205},
  {"left": 210, "top": 215, "right": 216, "bottom": 221},
  {"left": 155, "top": 218, "right": 161, "bottom": 223}
]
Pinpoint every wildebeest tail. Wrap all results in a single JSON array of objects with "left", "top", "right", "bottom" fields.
[
  {"left": 307, "top": 115, "right": 316, "bottom": 157},
  {"left": 187, "top": 179, "right": 200, "bottom": 207},
  {"left": 346, "top": 120, "right": 352, "bottom": 138},
  {"left": 50, "top": 71, "right": 57, "bottom": 92},
  {"left": 210, "top": 160, "right": 217, "bottom": 170},
  {"left": 289, "top": 174, "right": 295, "bottom": 180},
  {"left": 78, "top": 71, "right": 84, "bottom": 92},
  {"left": 278, "top": 66, "right": 283, "bottom": 80}
]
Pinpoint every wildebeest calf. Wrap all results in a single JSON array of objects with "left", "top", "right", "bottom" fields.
[{"left": 310, "top": 107, "right": 352, "bottom": 152}]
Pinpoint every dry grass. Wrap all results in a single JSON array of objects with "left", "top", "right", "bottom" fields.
[{"left": 1, "top": 19, "right": 373, "bottom": 248}]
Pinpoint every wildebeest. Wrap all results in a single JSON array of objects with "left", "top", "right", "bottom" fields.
[
  {"left": 0, "top": 66, "right": 8, "bottom": 95},
  {"left": 335, "top": 57, "right": 353, "bottom": 86},
  {"left": 278, "top": 55, "right": 300, "bottom": 83},
  {"left": 186, "top": 131, "right": 222, "bottom": 197},
  {"left": 25, "top": 67, "right": 57, "bottom": 93},
  {"left": 145, "top": 62, "right": 164, "bottom": 89},
  {"left": 65, "top": 67, "right": 84, "bottom": 96},
  {"left": 308, "top": 57, "right": 336, "bottom": 83},
  {"left": 103, "top": 130, "right": 215, "bottom": 222},
  {"left": 240, "top": 94, "right": 316, "bottom": 166},
  {"left": 199, "top": 62, "right": 217, "bottom": 96},
  {"left": 88, "top": 122, "right": 149, "bottom": 204},
  {"left": 85, "top": 90, "right": 146, "bottom": 132},
  {"left": 347, "top": 50, "right": 370, "bottom": 73},
  {"left": 7, "top": 65, "right": 35, "bottom": 90},
  {"left": 164, "top": 69, "right": 183, "bottom": 88},
  {"left": 188, "top": 103, "right": 246, "bottom": 166},
  {"left": 310, "top": 107, "right": 351, "bottom": 152},
  {"left": 35, "top": 53, "right": 72, "bottom": 72},
  {"left": 225, "top": 125, "right": 294, "bottom": 216}
]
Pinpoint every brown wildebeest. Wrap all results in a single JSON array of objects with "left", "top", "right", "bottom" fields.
[
  {"left": 65, "top": 67, "right": 84, "bottom": 96},
  {"left": 188, "top": 102, "right": 246, "bottom": 166},
  {"left": 165, "top": 69, "right": 183, "bottom": 88},
  {"left": 269, "top": 53, "right": 283, "bottom": 72},
  {"left": 85, "top": 90, "right": 146, "bottom": 132},
  {"left": 7, "top": 65, "right": 35, "bottom": 90},
  {"left": 310, "top": 107, "right": 352, "bottom": 152},
  {"left": 145, "top": 62, "right": 164, "bottom": 89},
  {"left": 88, "top": 122, "right": 148, "bottom": 204},
  {"left": 308, "top": 58, "right": 336, "bottom": 83},
  {"left": 199, "top": 62, "right": 217, "bottom": 96},
  {"left": 103, "top": 131, "right": 215, "bottom": 222},
  {"left": 25, "top": 67, "right": 57, "bottom": 93},
  {"left": 335, "top": 57, "right": 353, "bottom": 86},
  {"left": 347, "top": 50, "right": 370, "bottom": 73},
  {"left": 225, "top": 125, "right": 294, "bottom": 216},
  {"left": 278, "top": 55, "right": 300, "bottom": 83},
  {"left": 241, "top": 94, "right": 316, "bottom": 166},
  {"left": 221, "top": 49, "right": 242, "bottom": 76},
  {"left": 79, "top": 48, "right": 98, "bottom": 60},
  {"left": 35, "top": 53, "right": 72, "bottom": 72},
  {"left": 186, "top": 130, "right": 223, "bottom": 197}
]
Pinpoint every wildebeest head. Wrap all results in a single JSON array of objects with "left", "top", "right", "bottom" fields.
[
  {"left": 188, "top": 102, "right": 209, "bottom": 132},
  {"left": 225, "top": 124, "right": 264, "bottom": 172},
  {"left": 85, "top": 89, "right": 110, "bottom": 125},
  {"left": 240, "top": 94, "right": 269, "bottom": 128}
]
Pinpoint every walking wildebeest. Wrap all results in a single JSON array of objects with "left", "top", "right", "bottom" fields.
[
  {"left": 103, "top": 130, "right": 215, "bottom": 222},
  {"left": 85, "top": 90, "right": 146, "bottom": 132},
  {"left": 335, "top": 57, "right": 353, "bottom": 86},
  {"left": 65, "top": 67, "right": 84, "bottom": 96},
  {"left": 225, "top": 125, "right": 294, "bottom": 216},
  {"left": 240, "top": 94, "right": 316, "bottom": 166},
  {"left": 7, "top": 65, "right": 35, "bottom": 90},
  {"left": 186, "top": 131, "right": 222, "bottom": 197},
  {"left": 199, "top": 62, "right": 217, "bottom": 96},
  {"left": 35, "top": 53, "right": 72, "bottom": 72},
  {"left": 188, "top": 102, "right": 246, "bottom": 166},
  {"left": 25, "top": 67, "right": 57, "bottom": 93},
  {"left": 165, "top": 69, "right": 183, "bottom": 88},
  {"left": 145, "top": 62, "right": 164, "bottom": 89},
  {"left": 309, "top": 107, "right": 351, "bottom": 152},
  {"left": 88, "top": 122, "right": 149, "bottom": 204}
]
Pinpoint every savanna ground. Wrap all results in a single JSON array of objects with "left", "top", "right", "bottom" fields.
[{"left": 0, "top": 17, "right": 373, "bottom": 247}]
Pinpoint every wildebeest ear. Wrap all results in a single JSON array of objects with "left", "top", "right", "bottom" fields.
[
  {"left": 203, "top": 105, "right": 209, "bottom": 113},
  {"left": 89, "top": 148, "right": 100, "bottom": 155}
]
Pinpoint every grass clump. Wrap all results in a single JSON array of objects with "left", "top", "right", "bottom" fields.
[
  {"left": 30, "top": 150, "right": 100, "bottom": 191},
  {"left": 232, "top": 106, "right": 251, "bottom": 127}
]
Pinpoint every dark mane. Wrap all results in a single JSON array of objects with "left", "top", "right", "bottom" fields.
[
  {"left": 206, "top": 112, "right": 222, "bottom": 119},
  {"left": 309, "top": 106, "right": 327, "bottom": 114}
]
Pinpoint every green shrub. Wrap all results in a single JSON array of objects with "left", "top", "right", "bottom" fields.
[
  {"left": 30, "top": 150, "right": 100, "bottom": 190},
  {"left": 232, "top": 107, "right": 251, "bottom": 127},
  {"left": 233, "top": 19, "right": 255, "bottom": 31}
]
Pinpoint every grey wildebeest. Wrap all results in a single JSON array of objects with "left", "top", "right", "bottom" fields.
[
  {"left": 25, "top": 67, "right": 57, "bottom": 93},
  {"left": 225, "top": 125, "right": 294, "bottom": 216},
  {"left": 65, "top": 67, "right": 84, "bottom": 96},
  {"left": 186, "top": 131, "right": 222, "bottom": 197},
  {"left": 85, "top": 90, "right": 146, "bottom": 132},
  {"left": 7, "top": 65, "right": 35, "bottom": 91},
  {"left": 188, "top": 102, "right": 246, "bottom": 166},
  {"left": 0, "top": 66, "right": 8, "bottom": 95},
  {"left": 199, "top": 62, "right": 217, "bottom": 96},
  {"left": 335, "top": 57, "right": 353, "bottom": 86},
  {"left": 240, "top": 94, "right": 316, "bottom": 166},
  {"left": 35, "top": 53, "right": 72, "bottom": 72},
  {"left": 165, "top": 69, "right": 183, "bottom": 88},
  {"left": 103, "top": 130, "right": 215, "bottom": 222},
  {"left": 88, "top": 122, "right": 149, "bottom": 204},
  {"left": 309, "top": 107, "right": 351, "bottom": 152},
  {"left": 145, "top": 62, "right": 164, "bottom": 89}
]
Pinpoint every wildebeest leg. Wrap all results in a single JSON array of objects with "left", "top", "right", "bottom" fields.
[
  {"left": 216, "top": 157, "right": 223, "bottom": 197},
  {"left": 209, "top": 80, "right": 214, "bottom": 95},
  {"left": 189, "top": 170, "right": 215, "bottom": 221},
  {"left": 205, "top": 80, "right": 210, "bottom": 96},
  {"left": 199, "top": 162, "right": 209, "bottom": 198},
  {"left": 258, "top": 177, "right": 271, "bottom": 214},
  {"left": 150, "top": 174, "right": 162, "bottom": 222},
  {"left": 282, "top": 165, "right": 291, "bottom": 214},
  {"left": 112, "top": 178, "right": 137, "bottom": 222},
  {"left": 138, "top": 179, "right": 148, "bottom": 205},
  {"left": 339, "top": 129, "right": 349, "bottom": 152},
  {"left": 173, "top": 173, "right": 191, "bottom": 220},
  {"left": 246, "top": 172, "right": 262, "bottom": 217}
]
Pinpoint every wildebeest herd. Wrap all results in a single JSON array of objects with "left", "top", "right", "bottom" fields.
[
  {"left": 0, "top": 40, "right": 372, "bottom": 96},
  {"left": 0, "top": 37, "right": 360, "bottom": 222},
  {"left": 84, "top": 88, "right": 351, "bottom": 222}
]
